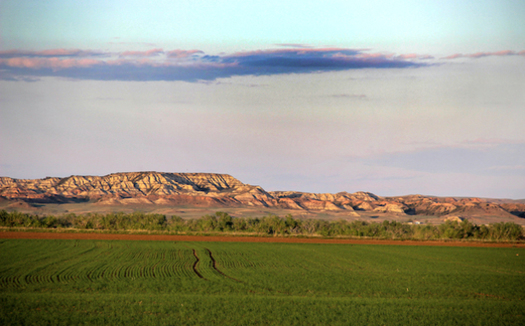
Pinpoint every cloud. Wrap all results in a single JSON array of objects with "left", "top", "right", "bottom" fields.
[
  {"left": 119, "top": 48, "right": 164, "bottom": 57},
  {"left": 275, "top": 44, "right": 314, "bottom": 48},
  {"left": 0, "top": 57, "right": 101, "bottom": 69},
  {"left": 0, "top": 73, "right": 40, "bottom": 82},
  {"left": 0, "top": 49, "right": 107, "bottom": 58},
  {"left": 166, "top": 49, "right": 204, "bottom": 58},
  {"left": 0, "top": 47, "right": 429, "bottom": 82},
  {"left": 221, "top": 48, "right": 423, "bottom": 72},
  {"left": 107, "top": 41, "right": 157, "bottom": 47},
  {"left": 228, "top": 47, "right": 359, "bottom": 57},
  {"left": 441, "top": 53, "right": 463, "bottom": 60},
  {"left": 395, "top": 53, "right": 434, "bottom": 60},
  {"left": 441, "top": 50, "right": 525, "bottom": 59},
  {"left": 1, "top": 46, "right": 522, "bottom": 82}
]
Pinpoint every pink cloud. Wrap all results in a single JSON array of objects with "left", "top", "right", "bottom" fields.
[
  {"left": 166, "top": 49, "right": 204, "bottom": 58},
  {"left": 329, "top": 52, "right": 397, "bottom": 61},
  {"left": 468, "top": 51, "right": 515, "bottom": 58},
  {"left": 355, "top": 52, "right": 394, "bottom": 59},
  {"left": 395, "top": 53, "right": 434, "bottom": 60},
  {"left": 0, "top": 46, "right": 427, "bottom": 82},
  {"left": 442, "top": 50, "right": 523, "bottom": 59},
  {"left": 492, "top": 50, "right": 516, "bottom": 56},
  {"left": 119, "top": 48, "right": 164, "bottom": 57},
  {"left": 397, "top": 53, "right": 418, "bottom": 59},
  {"left": 0, "top": 57, "right": 101, "bottom": 69},
  {"left": 441, "top": 53, "right": 463, "bottom": 59}
]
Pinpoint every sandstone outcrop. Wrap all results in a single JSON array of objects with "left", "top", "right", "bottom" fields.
[
  {"left": 1, "top": 172, "right": 524, "bottom": 218},
  {"left": 373, "top": 203, "right": 408, "bottom": 214}
]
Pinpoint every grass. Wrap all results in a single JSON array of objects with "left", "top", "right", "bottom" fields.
[{"left": 1, "top": 239, "right": 524, "bottom": 325}]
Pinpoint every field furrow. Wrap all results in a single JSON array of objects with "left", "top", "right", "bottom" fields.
[
  {"left": 205, "top": 248, "right": 243, "bottom": 283},
  {"left": 191, "top": 249, "right": 205, "bottom": 279},
  {"left": 1, "top": 239, "right": 524, "bottom": 326}
]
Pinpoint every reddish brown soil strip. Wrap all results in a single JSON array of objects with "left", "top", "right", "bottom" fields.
[
  {"left": 191, "top": 249, "right": 204, "bottom": 279},
  {"left": 0, "top": 231, "right": 524, "bottom": 248},
  {"left": 205, "top": 248, "right": 243, "bottom": 283}
]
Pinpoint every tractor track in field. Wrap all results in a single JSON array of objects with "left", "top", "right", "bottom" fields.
[
  {"left": 191, "top": 249, "right": 205, "bottom": 279},
  {"left": 180, "top": 243, "right": 206, "bottom": 280},
  {"left": 1, "top": 231, "right": 524, "bottom": 248},
  {"left": 205, "top": 248, "right": 243, "bottom": 283},
  {"left": 202, "top": 247, "right": 286, "bottom": 295}
]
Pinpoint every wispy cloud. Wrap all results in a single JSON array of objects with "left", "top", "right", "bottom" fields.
[
  {"left": 119, "top": 48, "right": 164, "bottom": 57},
  {"left": 166, "top": 49, "right": 204, "bottom": 58},
  {"left": 395, "top": 53, "right": 434, "bottom": 60},
  {"left": 7, "top": 46, "right": 522, "bottom": 82},
  {"left": 0, "top": 57, "right": 101, "bottom": 69},
  {"left": 0, "top": 49, "right": 107, "bottom": 58},
  {"left": 0, "top": 46, "right": 438, "bottom": 82},
  {"left": 221, "top": 48, "right": 423, "bottom": 71},
  {"left": 441, "top": 50, "right": 525, "bottom": 59},
  {"left": 275, "top": 43, "right": 314, "bottom": 48},
  {"left": 107, "top": 41, "right": 157, "bottom": 47}
]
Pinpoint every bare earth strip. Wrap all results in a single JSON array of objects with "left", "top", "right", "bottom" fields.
[{"left": 1, "top": 231, "right": 524, "bottom": 247}]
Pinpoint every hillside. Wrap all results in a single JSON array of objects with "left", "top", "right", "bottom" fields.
[{"left": 1, "top": 172, "right": 524, "bottom": 222}]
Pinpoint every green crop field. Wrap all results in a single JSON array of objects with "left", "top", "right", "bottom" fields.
[{"left": 1, "top": 239, "right": 524, "bottom": 325}]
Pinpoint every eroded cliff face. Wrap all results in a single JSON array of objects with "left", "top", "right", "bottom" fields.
[
  {"left": 0, "top": 172, "right": 267, "bottom": 206},
  {"left": 1, "top": 172, "right": 524, "bottom": 218}
]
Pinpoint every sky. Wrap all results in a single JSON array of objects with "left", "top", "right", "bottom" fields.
[{"left": 1, "top": 0, "right": 524, "bottom": 198}]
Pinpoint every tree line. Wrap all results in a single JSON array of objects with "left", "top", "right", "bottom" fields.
[{"left": 0, "top": 210, "right": 523, "bottom": 241}]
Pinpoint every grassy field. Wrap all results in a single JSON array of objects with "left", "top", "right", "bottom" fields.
[{"left": 1, "top": 239, "right": 524, "bottom": 325}]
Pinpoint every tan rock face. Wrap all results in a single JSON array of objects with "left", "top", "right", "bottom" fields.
[
  {"left": 1, "top": 172, "right": 524, "bottom": 218},
  {"left": 0, "top": 172, "right": 247, "bottom": 198},
  {"left": 277, "top": 198, "right": 305, "bottom": 210},
  {"left": 354, "top": 201, "right": 375, "bottom": 211},
  {"left": 299, "top": 199, "right": 342, "bottom": 211},
  {"left": 373, "top": 203, "right": 408, "bottom": 214}
]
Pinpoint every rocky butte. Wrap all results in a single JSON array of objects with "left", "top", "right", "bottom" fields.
[{"left": 1, "top": 172, "right": 524, "bottom": 222}]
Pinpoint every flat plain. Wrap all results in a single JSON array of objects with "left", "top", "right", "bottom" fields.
[{"left": 1, "top": 235, "right": 524, "bottom": 325}]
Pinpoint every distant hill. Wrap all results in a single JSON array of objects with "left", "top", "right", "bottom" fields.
[{"left": 1, "top": 171, "right": 524, "bottom": 219}]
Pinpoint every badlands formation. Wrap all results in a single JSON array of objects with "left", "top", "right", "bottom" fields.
[{"left": 1, "top": 172, "right": 524, "bottom": 223}]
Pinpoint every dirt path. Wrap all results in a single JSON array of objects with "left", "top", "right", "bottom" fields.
[{"left": 1, "top": 231, "right": 524, "bottom": 247}]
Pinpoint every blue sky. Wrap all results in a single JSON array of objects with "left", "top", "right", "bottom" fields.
[
  {"left": 1, "top": 0, "right": 524, "bottom": 198},
  {"left": 2, "top": 1, "right": 523, "bottom": 53}
]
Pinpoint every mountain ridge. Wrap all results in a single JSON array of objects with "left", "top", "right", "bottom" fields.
[{"left": 1, "top": 171, "right": 524, "bottom": 219}]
